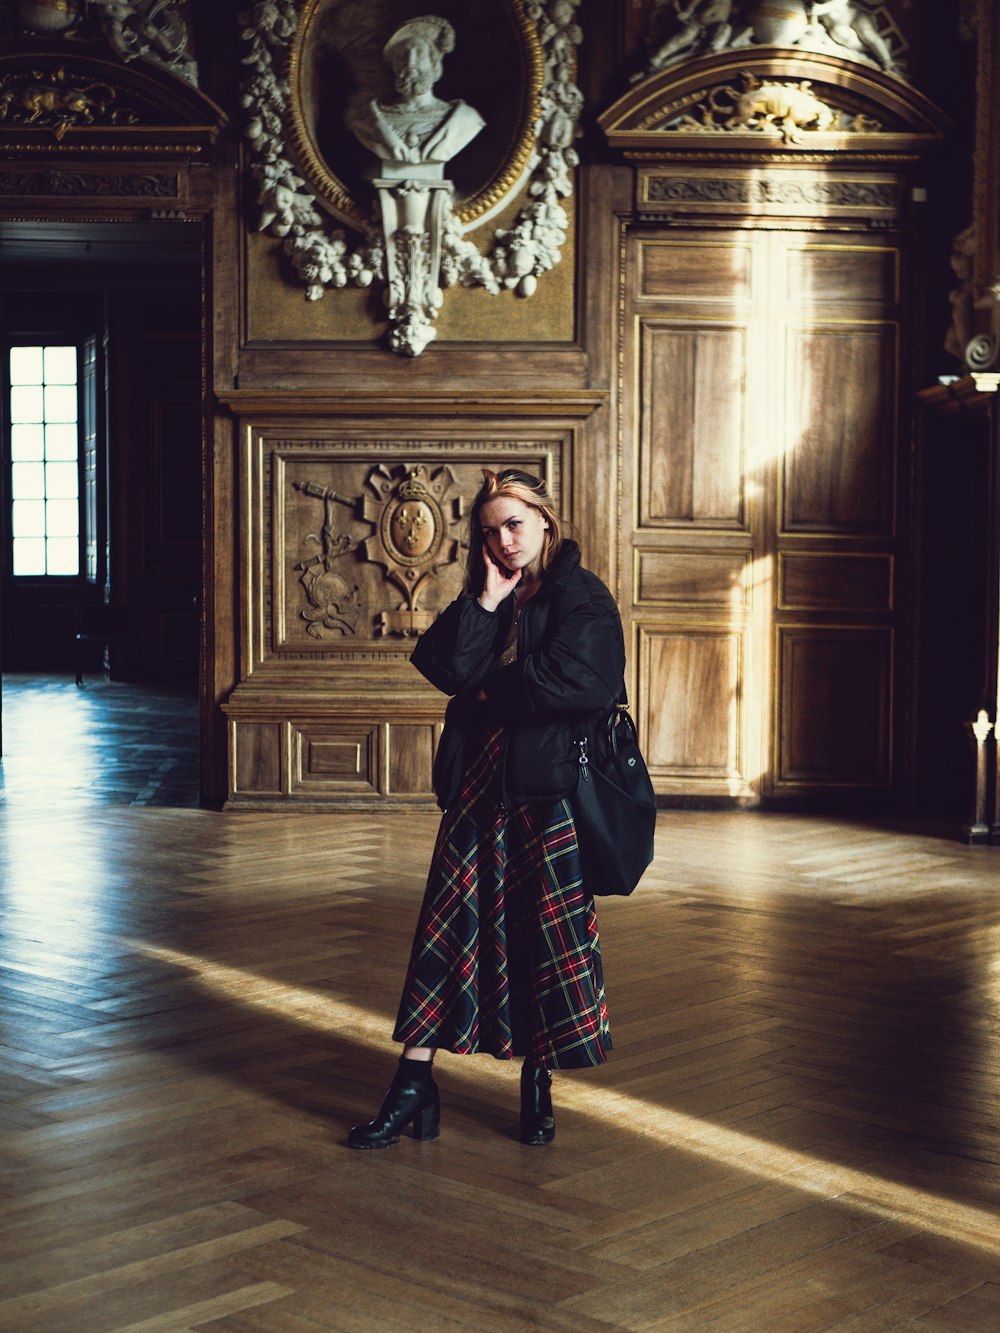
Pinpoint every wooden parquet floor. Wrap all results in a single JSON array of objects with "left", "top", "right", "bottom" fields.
[{"left": 2, "top": 691, "right": 1000, "bottom": 1328}]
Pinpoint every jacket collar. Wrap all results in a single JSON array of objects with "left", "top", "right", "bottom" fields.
[{"left": 539, "top": 539, "right": 581, "bottom": 594}]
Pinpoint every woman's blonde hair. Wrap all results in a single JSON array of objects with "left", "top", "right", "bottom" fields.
[{"left": 464, "top": 468, "right": 564, "bottom": 594}]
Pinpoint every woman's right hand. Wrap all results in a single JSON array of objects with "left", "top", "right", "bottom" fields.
[{"left": 478, "top": 543, "right": 521, "bottom": 613}]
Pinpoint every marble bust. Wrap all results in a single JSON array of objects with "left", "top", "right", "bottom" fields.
[{"left": 348, "top": 14, "right": 485, "bottom": 177}]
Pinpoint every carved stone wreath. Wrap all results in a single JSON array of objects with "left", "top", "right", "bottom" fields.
[{"left": 238, "top": 1, "right": 583, "bottom": 315}]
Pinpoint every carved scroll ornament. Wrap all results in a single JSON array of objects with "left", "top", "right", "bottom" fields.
[{"left": 239, "top": 0, "right": 583, "bottom": 352}]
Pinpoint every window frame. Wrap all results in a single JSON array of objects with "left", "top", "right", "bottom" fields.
[{"left": 1, "top": 336, "right": 95, "bottom": 584}]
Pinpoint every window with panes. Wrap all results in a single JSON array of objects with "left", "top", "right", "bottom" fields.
[{"left": 4, "top": 344, "right": 84, "bottom": 578}]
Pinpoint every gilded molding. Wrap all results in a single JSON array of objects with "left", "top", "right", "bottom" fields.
[
  {"left": 286, "top": 0, "right": 543, "bottom": 232},
  {"left": 0, "top": 65, "right": 139, "bottom": 138}
]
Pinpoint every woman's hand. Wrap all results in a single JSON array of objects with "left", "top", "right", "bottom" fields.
[{"left": 477, "top": 543, "right": 521, "bottom": 613}]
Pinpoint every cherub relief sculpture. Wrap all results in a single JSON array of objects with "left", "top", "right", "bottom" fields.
[
  {"left": 348, "top": 15, "right": 485, "bottom": 173},
  {"left": 637, "top": 0, "right": 905, "bottom": 80},
  {"left": 646, "top": 0, "right": 749, "bottom": 74},
  {"left": 807, "top": 0, "right": 899, "bottom": 74},
  {"left": 89, "top": 0, "right": 197, "bottom": 85}
]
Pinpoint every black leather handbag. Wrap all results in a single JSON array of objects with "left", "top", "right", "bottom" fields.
[{"left": 571, "top": 703, "right": 656, "bottom": 897}]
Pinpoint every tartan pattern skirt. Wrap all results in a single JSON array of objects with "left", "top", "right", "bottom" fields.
[{"left": 393, "top": 729, "right": 611, "bottom": 1069}]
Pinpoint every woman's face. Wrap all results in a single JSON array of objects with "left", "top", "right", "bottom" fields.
[{"left": 479, "top": 495, "right": 549, "bottom": 578}]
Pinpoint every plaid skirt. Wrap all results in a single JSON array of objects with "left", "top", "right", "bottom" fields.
[{"left": 393, "top": 729, "right": 611, "bottom": 1068}]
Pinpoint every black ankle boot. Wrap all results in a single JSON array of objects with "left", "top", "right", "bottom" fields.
[
  {"left": 348, "top": 1057, "right": 440, "bottom": 1149},
  {"left": 520, "top": 1062, "right": 555, "bottom": 1145}
]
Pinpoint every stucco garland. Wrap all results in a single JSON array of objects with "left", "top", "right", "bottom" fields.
[{"left": 239, "top": 0, "right": 583, "bottom": 302}]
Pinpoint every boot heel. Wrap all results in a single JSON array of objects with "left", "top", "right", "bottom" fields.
[{"left": 412, "top": 1101, "right": 440, "bottom": 1140}]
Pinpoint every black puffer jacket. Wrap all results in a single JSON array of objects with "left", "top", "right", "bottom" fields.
[{"left": 411, "top": 541, "right": 626, "bottom": 810}]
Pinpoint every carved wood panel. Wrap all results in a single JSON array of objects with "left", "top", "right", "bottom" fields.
[{"left": 252, "top": 436, "right": 564, "bottom": 666}]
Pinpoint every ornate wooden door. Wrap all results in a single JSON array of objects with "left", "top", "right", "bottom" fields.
[{"left": 621, "top": 225, "right": 909, "bottom": 802}]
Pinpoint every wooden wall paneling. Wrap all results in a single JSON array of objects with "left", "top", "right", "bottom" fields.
[
  {"left": 622, "top": 228, "right": 763, "bottom": 801},
  {"left": 576, "top": 162, "right": 632, "bottom": 600},
  {"left": 232, "top": 721, "right": 283, "bottom": 797},
  {"left": 386, "top": 722, "right": 441, "bottom": 799},
  {"left": 289, "top": 722, "right": 379, "bottom": 798},
  {"left": 219, "top": 401, "right": 605, "bottom": 806},
  {"left": 776, "top": 627, "right": 892, "bottom": 788},
  {"left": 205, "top": 142, "right": 244, "bottom": 809},
  {"left": 639, "top": 322, "right": 747, "bottom": 527}
]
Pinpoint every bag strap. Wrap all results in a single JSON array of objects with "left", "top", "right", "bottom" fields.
[{"left": 605, "top": 694, "right": 640, "bottom": 779}]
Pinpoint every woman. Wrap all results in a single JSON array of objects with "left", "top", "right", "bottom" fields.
[{"left": 349, "top": 469, "right": 625, "bottom": 1149}]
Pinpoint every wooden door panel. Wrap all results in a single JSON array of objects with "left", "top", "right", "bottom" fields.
[
  {"left": 636, "top": 549, "right": 750, "bottom": 609},
  {"left": 639, "top": 628, "right": 744, "bottom": 786},
  {"left": 623, "top": 225, "right": 905, "bottom": 804},
  {"left": 638, "top": 239, "right": 754, "bottom": 301},
  {"left": 782, "top": 325, "right": 896, "bottom": 534},
  {"left": 778, "top": 554, "right": 893, "bottom": 614},
  {"left": 784, "top": 244, "right": 900, "bottom": 306},
  {"left": 776, "top": 628, "right": 891, "bottom": 787},
  {"left": 639, "top": 323, "right": 747, "bottom": 527}
]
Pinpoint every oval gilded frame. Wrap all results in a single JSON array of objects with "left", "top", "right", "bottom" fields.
[{"left": 286, "top": 0, "right": 544, "bottom": 231}]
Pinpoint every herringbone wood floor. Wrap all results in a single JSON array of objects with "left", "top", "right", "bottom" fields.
[{"left": 2, "top": 691, "right": 1000, "bottom": 1329}]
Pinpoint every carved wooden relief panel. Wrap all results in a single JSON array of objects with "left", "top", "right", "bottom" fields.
[
  {"left": 252, "top": 435, "right": 562, "bottom": 671},
  {"left": 222, "top": 409, "right": 588, "bottom": 806}
]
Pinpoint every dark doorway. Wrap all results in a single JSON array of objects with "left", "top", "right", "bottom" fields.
[{"left": 0, "top": 220, "right": 204, "bottom": 786}]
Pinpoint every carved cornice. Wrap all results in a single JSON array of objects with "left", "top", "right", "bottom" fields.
[
  {"left": 640, "top": 170, "right": 901, "bottom": 217},
  {"left": 599, "top": 48, "right": 948, "bottom": 160},
  {"left": 217, "top": 390, "right": 607, "bottom": 419},
  {"left": 0, "top": 167, "right": 179, "bottom": 196}
]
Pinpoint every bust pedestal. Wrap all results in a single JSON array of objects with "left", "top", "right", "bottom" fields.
[{"left": 373, "top": 176, "right": 454, "bottom": 357}]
